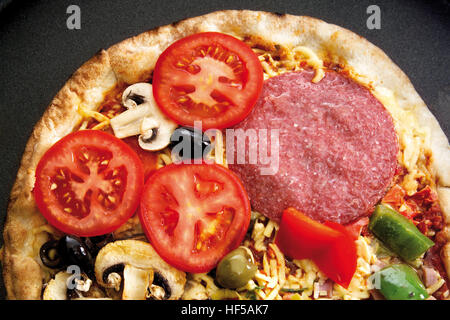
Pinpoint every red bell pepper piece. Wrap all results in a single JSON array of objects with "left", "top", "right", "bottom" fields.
[
  {"left": 275, "top": 208, "right": 357, "bottom": 288},
  {"left": 320, "top": 221, "right": 358, "bottom": 288},
  {"left": 274, "top": 208, "right": 343, "bottom": 260},
  {"left": 344, "top": 217, "right": 369, "bottom": 240}
]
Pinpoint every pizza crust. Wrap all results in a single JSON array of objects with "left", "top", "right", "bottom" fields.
[
  {"left": 2, "top": 50, "right": 118, "bottom": 299},
  {"left": 2, "top": 10, "right": 449, "bottom": 299}
]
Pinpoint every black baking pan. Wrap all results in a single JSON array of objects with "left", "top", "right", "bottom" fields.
[{"left": 0, "top": 0, "right": 449, "bottom": 300}]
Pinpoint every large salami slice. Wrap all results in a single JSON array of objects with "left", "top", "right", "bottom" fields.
[{"left": 227, "top": 70, "right": 398, "bottom": 224}]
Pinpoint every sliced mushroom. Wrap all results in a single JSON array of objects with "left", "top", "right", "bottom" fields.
[
  {"left": 110, "top": 83, "right": 177, "bottom": 151},
  {"left": 122, "top": 83, "right": 150, "bottom": 109},
  {"left": 122, "top": 265, "right": 154, "bottom": 300},
  {"left": 148, "top": 283, "right": 166, "bottom": 300},
  {"left": 139, "top": 116, "right": 178, "bottom": 151},
  {"left": 43, "top": 271, "right": 106, "bottom": 300},
  {"left": 110, "top": 102, "right": 151, "bottom": 138},
  {"left": 94, "top": 240, "right": 186, "bottom": 300},
  {"left": 182, "top": 280, "right": 209, "bottom": 300},
  {"left": 73, "top": 275, "right": 92, "bottom": 292},
  {"left": 43, "top": 271, "right": 71, "bottom": 300}
]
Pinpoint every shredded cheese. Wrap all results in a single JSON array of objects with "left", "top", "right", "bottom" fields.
[
  {"left": 263, "top": 220, "right": 277, "bottom": 238},
  {"left": 156, "top": 148, "right": 173, "bottom": 169},
  {"left": 372, "top": 87, "right": 432, "bottom": 195},
  {"left": 255, "top": 44, "right": 325, "bottom": 83},
  {"left": 290, "top": 46, "right": 325, "bottom": 83},
  {"left": 269, "top": 243, "right": 286, "bottom": 287},
  {"left": 265, "top": 284, "right": 281, "bottom": 300},
  {"left": 181, "top": 214, "right": 382, "bottom": 300},
  {"left": 427, "top": 278, "right": 446, "bottom": 295},
  {"left": 188, "top": 273, "right": 240, "bottom": 300},
  {"left": 251, "top": 216, "right": 377, "bottom": 299},
  {"left": 252, "top": 220, "right": 267, "bottom": 251},
  {"left": 77, "top": 103, "right": 111, "bottom": 129}
]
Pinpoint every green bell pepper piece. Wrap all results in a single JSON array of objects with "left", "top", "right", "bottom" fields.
[
  {"left": 369, "top": 204, "right": 434, "bottom": 261},
  {"left": 373, "top": 264, "right": 428, "bottom": 300}
]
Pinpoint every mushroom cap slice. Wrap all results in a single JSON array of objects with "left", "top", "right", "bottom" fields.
[
  {"left": 110, "top": 82, "right": 177, "bottom": 150},
  {"left": 43, "top": 271, "right": 71, "bottom": 300},
  {"left": 122, "top": 265, "right": 154, "bottom": 300},
  {"left": 139, "top": 116, "right": 177, "bottom": 151},
  {"left": 110, "top": 103, "right": 151, "bottom": 139},
  {"left": 43, "top": 271, "right": 107, "bottom": 300},
  {"left": 94, "top": 240, "right": 186, "bottom": 300},
  {"left": 121, "top": 83, "right": 153, "bottom": 109}
]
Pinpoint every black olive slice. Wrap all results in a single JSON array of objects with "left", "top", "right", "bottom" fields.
[
  {"left": 170, "top": 126, "right": 211, "bottom": 160},
  {"left": 40, "top": 240, "right": 63, "bottom": 268}
]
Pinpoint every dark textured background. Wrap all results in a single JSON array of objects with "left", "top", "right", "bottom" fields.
[{"left": 0, "top": 0, "right": 448, "bottom": 299}]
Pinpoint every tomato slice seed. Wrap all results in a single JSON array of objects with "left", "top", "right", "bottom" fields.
[
  {"left": 47, "top": 146, "right": 129, "bottom": 219},
  {"left": 161, "top": 208, "right": 180, "bottom": 236},
  {"left": 193, "top": 206, "right": 236, "bottom": 253},
  {"left": 193, "top": 174, "right": 223, "bottom": 198}
]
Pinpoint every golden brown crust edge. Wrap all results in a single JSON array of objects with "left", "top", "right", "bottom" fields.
[
  {"left": 2, "top": 10, "right": 449, "bottom": 299},
  {"left": 2, "top": 50, "right": 118, "bottom": 299}
]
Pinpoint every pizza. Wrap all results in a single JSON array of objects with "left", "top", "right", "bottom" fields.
[{"left": 1, "top": 10, "right": 449, "bottom": 300}]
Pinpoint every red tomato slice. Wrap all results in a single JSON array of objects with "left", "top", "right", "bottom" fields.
[
  {"left": 274, "top": 208, "right": 342, "bottom": 260},
  {"left": 122, "top": 137, "right": 158, "bottom": 181},
  {"left": 139, "top": 163, "right": 251, "bottom": 273},
  {"left": 34, "top": 130, "right": 144, "bottom": 237},
  {"left": 152, "top": 32, "right": 263, "bottom": 130}
]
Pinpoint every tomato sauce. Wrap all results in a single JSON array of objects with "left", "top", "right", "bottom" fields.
[{"left": 83, "top": 83, "right": 127, "bottom": 130}]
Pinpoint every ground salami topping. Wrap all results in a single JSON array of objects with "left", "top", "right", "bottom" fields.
[{"left": 227, "top": 69, "right": 398, "bottom": 224}]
